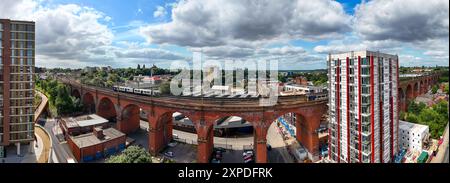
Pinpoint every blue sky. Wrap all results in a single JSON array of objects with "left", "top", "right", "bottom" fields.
[{"left": 1, "top": 0, "right": 448, "bottom": 69}]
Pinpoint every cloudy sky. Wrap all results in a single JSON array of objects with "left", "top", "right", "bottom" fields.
[{"left": 1, "top": 0, "right": 448, "bottom": 69}]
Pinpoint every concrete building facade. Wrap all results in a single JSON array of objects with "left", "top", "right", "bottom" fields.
[
  {"left": 399, "top": 120, "right": 429, "bottom": 153},
  {"left": 327, "top": 51, "right": 399, "bottom": 163}
]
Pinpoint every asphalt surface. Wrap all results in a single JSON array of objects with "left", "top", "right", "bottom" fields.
[
  {"left": 43, "top": 119, "right": 74, "bottom": 163},
  {"left": 431, "top": 123, "right": 449, "bottom": 163}
]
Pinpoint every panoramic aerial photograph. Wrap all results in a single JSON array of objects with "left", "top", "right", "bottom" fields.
[{"left": 0, "top": 0, "right": 449, "bottom": 180}]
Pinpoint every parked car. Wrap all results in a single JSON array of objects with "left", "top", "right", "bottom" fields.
[
  {"left": 164, "top": 151, "right": 174, "bottom": 158},
  {"left": 243, "top": 155, "right": 254, "bottom": 163},
  {"left": 215, "top": 147, "right": 226, "bottom": 153},
  {"left": 67, "top": 158, "right": 75, "bottom": 163},
  {"left": 296, "top": 147, "right": 308, "bottom": 161},
  {"left": 245, "top": 150, "right": 254, "bottom": 156},
  {"left": 215, "top": 151, "right": 223, "bottom": 160},
  {"left": 173, "top": 134, "right": 179, "bottom": 139},
  {"left": 211, "top": 158, "right": 221, "bottom": 163},
  {"left": 168, "top": 142, "right": 177, "bottom": 147}
]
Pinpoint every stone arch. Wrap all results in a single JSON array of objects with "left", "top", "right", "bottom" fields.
[
  {"left": 398, "top": 88, "right": 406, "bottom": 112},
  {"left": 96, "top": 97, "right": 117, "bottom": 123},
  {"left": 406, "top": 84, "right": 413, "bottom": 102},
  {"left": 420, "top": 80, "right": 424, "bottom": 95},
  {"left": 72, "top": 89, "right": 81, "bottom": 99},
  {"left": 266, "top": 111, "right": 306, "bottom": 162},
  {"left": 148, "top": 110, "right": 199, "bottom": 162},
  {"left": 413, "top": 82, "right": 419, "bottom": 97},
  {"left": 156, "top": 111, "right": 177, "bottom": 147},
  {"left": 82, "top": 92, "right": 96, "bottom": 113},
  {"left": 118, "top": 104, "right": 141, "bottom": 134},
  {"left": 181, "top": 111, "right": 265, "bottom": 163},
  {"left": 295, "top": 106, "right": 327, "bottom": 161}
]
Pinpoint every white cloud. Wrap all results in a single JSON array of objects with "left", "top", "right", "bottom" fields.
[
  {"left": 189, "top": 45, "right": 323, "bottom": 70},
  {"left": 114, "top": 47, "right": 186, "bottom": 60},
  {"left": 313, "top": 34, "right": 403, "bottom": 54},
  {"left": 354, "top": 0, "right": 449, "bottom": 42},
  {"left": 3, "top": 0, "right": 447, "bottom": 69},
  {"left": 314, "top": 0, "right": 449, "bottom": 66},
  {"left": 33, "top": 4, "right": 114, "bottom": 61},
  {"left": 153, "top": 6, "right": 166, "bottom": 18},
  {"left": 0, "top": 0, "right": 38, "bottom": 19},
  {"left": 141, "top": 0, "right": 351, "bottom": 48},
  {"left": 1, "top": 0, "right": 187, "bottom": 68}
]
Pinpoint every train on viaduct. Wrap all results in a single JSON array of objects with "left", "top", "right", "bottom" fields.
[{"left": 59, "top": 73, "right": 440, "bottom": 163}]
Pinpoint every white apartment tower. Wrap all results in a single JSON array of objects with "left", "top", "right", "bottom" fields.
[{"left": 327, "top": 51, "right": 399, "bottom": 163}]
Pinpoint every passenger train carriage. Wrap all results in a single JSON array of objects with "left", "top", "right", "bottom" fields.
[{"left": 113, "top": 85, "right": 160, "bottom": 96}]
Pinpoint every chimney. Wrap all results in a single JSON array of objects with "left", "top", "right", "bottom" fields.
[{"left": 93, "top": 126, "right": 104, "bottom": 139}]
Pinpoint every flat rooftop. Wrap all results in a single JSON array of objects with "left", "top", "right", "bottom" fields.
[
  {"left": 62, "top": 114, "right": 109, "bottom": 129},
  {"left": 70, "top": 128, "right": 125, "bottom": 148},
  {"left": 399, "top": 120, "right": 429, "bottom": 133}
]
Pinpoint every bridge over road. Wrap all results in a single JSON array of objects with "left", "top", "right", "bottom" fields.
[
  {"left": 60, "top": 78, "right": 328, "bottom": 163},
  {"left": 58, "top": 72, "right": 441, "bottom": 163}
]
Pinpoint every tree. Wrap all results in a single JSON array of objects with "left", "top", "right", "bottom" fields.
[
  {"left": 432, "top": 100, "right": 448, "bottom": 117},
  {"left": 278, "top": 74, "right": 287, "bottom": 83},
  {"left": 106, "top": 146, "right": 152, "bottom": 163},
  {"left": 399, "top": 112, "right": 406, "bottom": 121},
  {"left": 444, "top": 84, "right": 449, "bottom": 95},
  {"left": 432, "top": 85, "right": 439, "bottom": 94},
  {"left": 406, "top": 113, "right": 419, "bottom": 123},
  {"left": 407, "top": 101, "right": 426, "bottom": 114},
  {"left": 159, "top": 81, "right": 171, "bottom": 95}
]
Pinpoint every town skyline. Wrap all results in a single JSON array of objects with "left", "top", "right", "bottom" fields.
[{"left": 1, "top": 0, "right": 448, "bottom": 70}]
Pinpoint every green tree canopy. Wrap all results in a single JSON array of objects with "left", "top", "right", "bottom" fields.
[
  {"left": 106, "top": 146, "right": 152, "bottom": 163},
  {"left": 159, "top": 81, "right": 171, "bottom": 95},
  {"left": 432, "top": 85, "right": 439, "bottom": 94},
  {"left": 407, "top": 102, "right": 426, "bottom": 114},
  {"left": 404, "top": 100, "right": 449, "bottom": 139},
  {"left": 406, "top": 113, "right": 419, "bottom": 123}
]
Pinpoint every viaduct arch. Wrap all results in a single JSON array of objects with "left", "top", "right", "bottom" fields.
[
  {"left": 61, "top": 72, "right": 441, "bottom": 163},
  {"left": 62, "top": 79, "right": 327, "bottom": 163}
]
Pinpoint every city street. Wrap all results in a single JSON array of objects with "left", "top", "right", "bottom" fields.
[
  {"left": 42, "top": 118, "right": 76, "bottom": 163},
  {"left": 431, "top": 123, "right": 449, "bottom": 163},
  {"left": 139, "top": 120, "right": 295, "bottom": 163},
  {"left": 140, "top": 120, "right": 254, "bottom": 150},
  {"left": 267, "top": 122, "right": 295, "bottom": 163}
]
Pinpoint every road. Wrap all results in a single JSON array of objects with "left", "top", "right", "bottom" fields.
[
  {"left": 43, "top": 118, "right": 75, "bottom": 163},
  {"left": 432, "top": 123, "right": 449, "bottom": 163},
  {"left": 267, "top": 122, "right": 295, "bottom": 163},
  {"left": 34, "top": 126, "right": 51, "bottom": 163},
  {"left": 141, "top": 120, "right": 293, "bottom": 162},
  {"left": 140, "top": 120, "right": 254, "bottom": 150}
]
